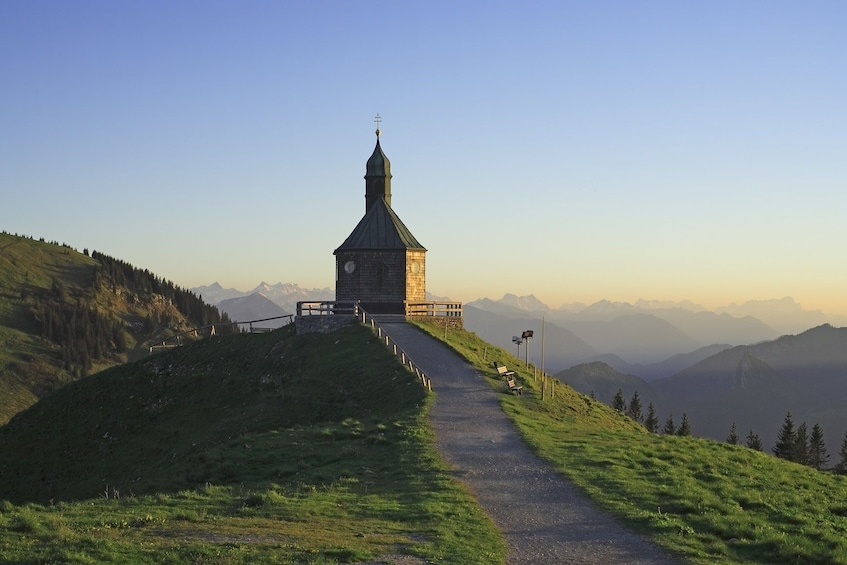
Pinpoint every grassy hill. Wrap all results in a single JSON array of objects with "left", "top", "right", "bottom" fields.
[
  {"left": 556, "top": 360, "right": 665, "bottom": 410},
  {"left": 412, "top": 321, "right": 847, "bottom": 564},
  {"left": 4, "top": 307, "right": 847, "bottom": 563},
  {"left": 0, "top": 232, "right": 231, "bottom": 425},
  {"left": 0, "top": 324, "right": 504, "bottom": 563}
]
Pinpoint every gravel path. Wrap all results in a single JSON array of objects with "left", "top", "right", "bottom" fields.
[{"left": 383, "top": 322, "right": 683, "bottom": 564}]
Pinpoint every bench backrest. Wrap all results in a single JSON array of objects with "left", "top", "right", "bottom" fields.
[{"left": 496, "top": 366, "right": 511, "bottom": 376}]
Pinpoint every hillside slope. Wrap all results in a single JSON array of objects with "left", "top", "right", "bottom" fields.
[
  {"left": 0, "top": 233, "right": 231, "bottom": 424},
  {"left": 0, "top": 324, "right": 426, "bottom": 503},
  {"left": 413, "top": 321, "right": 847, "bottom": 565},
  {"left": 0, "top": 324, "right": 503, "bottom": 563}
]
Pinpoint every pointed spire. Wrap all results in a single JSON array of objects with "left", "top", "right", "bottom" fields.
[{"left": 365, "top": 115, "right": 391, "bottom": 211}]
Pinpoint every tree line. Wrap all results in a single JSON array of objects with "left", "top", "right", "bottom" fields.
[
  {"left": 611, "top": 388, "right": 692, "bottom": 437},
  {"left": 727, "top": 412, "right": 847, "bottom": 473},
  {"left": 609, "top": 388, "right": 847, "bottom": 473},
  {"left": 90, "top": 251, "right": 230, "bottom": 329},
  {"left": 28, "top": 245, "right": 234, "bottom": 377},
  {"left": 37, "top": 282, "right": 127, "bottom": 376}
]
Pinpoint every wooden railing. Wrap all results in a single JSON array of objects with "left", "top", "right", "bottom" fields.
[
  {"left": 359, "top": 309, "right": 432, "bottom": 391},
  {"left": 148, "top": 314, "right": 294, "bottom": 353},
  {"left": 296, "top": 301, "right": 359, "bottom": 316},
  {"left": 405, "top": 301, "right": 463, "bottom": 317}
]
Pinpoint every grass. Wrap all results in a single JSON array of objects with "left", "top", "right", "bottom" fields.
[
  {"left": 413, "top": 320, "right": 847, "bottom": 564},
  {"left": 8, "top": 312, "right": 847, "bottom": 564},
  {"left": 0, "top": 324, "right": 505, "bottom": 564}
]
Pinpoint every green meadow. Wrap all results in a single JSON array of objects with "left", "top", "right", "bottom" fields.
[
  {"left": 2, "top": 319, "right": 847, "bottom": 563},
  {"left": 0, "top": 325, "right": 503, "bottom": 564},
  {"left": 414, "top": 320, "right": 847, "bottom": 564}
]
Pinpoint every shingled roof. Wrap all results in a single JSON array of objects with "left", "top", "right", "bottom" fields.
[{"left": 334, "top": 197, "right": 426, "bottom": 252}]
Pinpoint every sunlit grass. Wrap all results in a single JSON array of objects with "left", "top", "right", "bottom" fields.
[{"left": 415, "top": 320, "right": 847, "bottom": 565}]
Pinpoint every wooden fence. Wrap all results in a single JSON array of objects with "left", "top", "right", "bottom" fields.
[
  {"left": 405, "top": 301, "right": 463, "bottom": 318},
  {"left": 358, "top": 309, "right": 433, "bottom": 392},
  {"left": 147, "top": 314, "right": 294, "bottom": 353},
  {"left": 147, "top": 307, "right": 432, "bottom": 393}
]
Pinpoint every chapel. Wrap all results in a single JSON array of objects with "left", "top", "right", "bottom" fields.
[{"left": 333, "top": 120, "right": 426, "bottom": 314}]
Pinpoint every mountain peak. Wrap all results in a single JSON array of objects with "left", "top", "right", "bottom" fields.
[{"left": 498, "top": 293, "right": 550, "bottom": 311}]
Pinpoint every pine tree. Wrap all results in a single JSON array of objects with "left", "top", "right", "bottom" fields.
[
  {"left": 808, "top": 423, "right": 829, "bottom": 470},
  {"left": 746, "top": 430, "right": 763, "bottom": 451},
  {"left": 644, "top": 403, "right": 659, "bottom": 433},
  {"left": 838, "top": 431, "right": 847, "bottom": 474},
  {"left": 773, "top": 412, "right": 797, "bottom": 461},
  {"left": 726, "top": 422, "right": 739, "bottom": 445},
  {"left": 794, "top": 422, "right": 809, "bottom": 465},
  {"left": 662, "top": 413, "right": 675, "bottom": 435},
  {"left": 677, "top": 413, "right": 692, "bottom": 436},
  {"left": 627, "top": 391, "right": 643, "bottom": 423},
  {"left": 612, "top": 388, "right": 625, "bottom": 412}
]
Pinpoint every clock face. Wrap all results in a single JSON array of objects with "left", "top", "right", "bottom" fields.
[
  {"left": 344, "top": 261, "right": 356, "bottom": 274},
  {"left": 410, "top": 261, "right": 421, "bottom": 274}
]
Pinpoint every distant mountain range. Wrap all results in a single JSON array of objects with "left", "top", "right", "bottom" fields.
[
  {"left": 196, "top": 285, "right": 847, "bottom": 372},
  {"left": 192, "top": 282, "right": 333, "bottom": 324},
  {"left": 557, "top": 325, "right": 847, "bottom": 457},
  {"left": 465, "top": 294, "right": 847, "bottom": 373}
]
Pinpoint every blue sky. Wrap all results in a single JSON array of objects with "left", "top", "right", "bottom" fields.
[{"left": 2, "top": 1, "right": 846, "bottom": 314}]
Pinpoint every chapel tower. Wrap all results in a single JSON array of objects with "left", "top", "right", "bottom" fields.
[{"left": 334, "top": 119, "right": 426, "bottom": 314}]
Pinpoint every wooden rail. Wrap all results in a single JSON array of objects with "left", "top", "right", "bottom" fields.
[
  {"left": 359, "top": 309, "right": 433, "bottom": 392},
  {"left": 296, "top": 301, "right": 359, "bottom": 316},
  {"left": 148, "top": 314, "right": 294, "bottom": 353},
  {"left": 405, "top": 301, "right": 463, "bottom": 317}
]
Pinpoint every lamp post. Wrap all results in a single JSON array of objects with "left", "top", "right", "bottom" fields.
[
  {"left": 521, "top": 330, "right": 534, "bottom": 368},
  {"left": 512, "top": 335, "right": 523, "bottom": 359}
]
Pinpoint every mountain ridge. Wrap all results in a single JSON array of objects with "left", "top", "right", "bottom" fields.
[{"left": 0, "top": 233, "right": 233, "bottom": 424}]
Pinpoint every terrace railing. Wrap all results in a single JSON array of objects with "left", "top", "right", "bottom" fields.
[{"left": 405, "top": 301, "right": 463, "bottom": 318}]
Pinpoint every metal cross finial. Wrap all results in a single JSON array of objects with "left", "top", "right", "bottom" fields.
[{"left": 374, "top": 113, "right": 382, "bottom": 137}]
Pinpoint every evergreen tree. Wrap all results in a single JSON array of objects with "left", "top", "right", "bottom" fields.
[
  {"left": 773, "top": 412, "right": 797, "bottom": 461},
  {"left": 838, "top": 431, "right": 847, "bottom": 475},
  {"left": 612, "top": 388, "right": 625, "bottom": 412},
  {"left": 662, "top": 413, "right": 675, "bottom": 435},
  {"left": 808, "top": 423, "right": 829, "bottom": 470},
  {"left": 726, "top": 422, "right": 739, "bottom": 445},
  {"left": 627, "top": 391, "right": 643, "bottom": 423},
  {"left": 746, "top": 430, "right": 763, "bottom": 451},
  {"left": 677, "top": 413, "right": 692, "bottom": 436},
  {"left": 644, "top": 402, "right": 659, "bottom": 433},
  {"left": 794, "top": 422, "right": 809, "bottom": 465}
]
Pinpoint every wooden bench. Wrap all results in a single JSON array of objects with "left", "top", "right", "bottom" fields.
[
  {"left": 494, "top": 363, "right": 522, "bottom": 395},
  {"left": 505, "top": 378, "right": 523, "bottom": 395}
]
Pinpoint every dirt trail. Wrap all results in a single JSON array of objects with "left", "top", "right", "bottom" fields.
[{"left": 383, "top": 322, "right": 683, "bottom": 564}]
